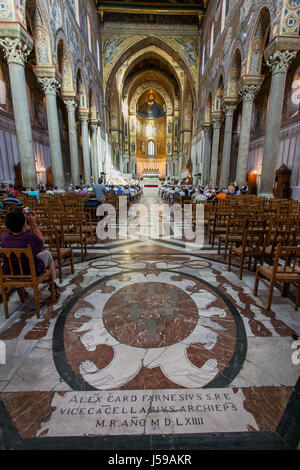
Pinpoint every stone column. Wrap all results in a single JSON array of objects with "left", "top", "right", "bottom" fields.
[
  {"left": 0, "top": 38, "right": 37, "bottom": 188},
  {"left": 235, "top": 85, "right": 260, "bottom": 187},
  {"left": 259, "top": 50, "right": 297, "bottom": 197},
  {"left": 178, "top": 153, "right": 183, "bottom": 179},
  {"left": 64, "top": 99, "right": 80, "bottom": 186},
  {"left": 202, "top": 124, "right": 212, "bottom": 186},
  {"left": 210, "top": 115, "right": 223, "bottom": 187},
  {"left": 79, "top": 115, "right": 91, "bottom": 185},
  {"left": 90, "top": 122, "right": 99, "bottom": 182},
  {"left": 37, "top": 77, "right": 65, "bottom": 189},
  {"left": 220, "top": 103, "right": 236, "bottom": 189}
]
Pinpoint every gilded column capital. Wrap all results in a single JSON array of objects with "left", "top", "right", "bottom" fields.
[
  {"left": 79, "top": 115, "right": 90, "bottom": 125},
  {"left": 211, "top": 115, "right": 223, "bottom": 130},
  {"left": 239, "top": 85, "right": 260, "bottom": 102},
  {"left": 0, "top": 37, "right": 31, "bottom": 65},
  {"left": 223, "top": 104, "right": 237, "bottom": 116},
  {"left": 266, "top": 50, "right": 297, "bottom": 75},
  {"left": 38, "top": 77, "right": 61, "bottom": 96},
  {"left": 64, "top": 99, "right": 78, "bottom": 113}
]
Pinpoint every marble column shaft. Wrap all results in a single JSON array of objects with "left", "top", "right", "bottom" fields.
[
  {"left": 210, "top": 118, "right": 222, "bottom": 187},
  {"left": 65, "top": 100, "right": 80, "bottom": 186},
  {"left": 220, "top": 105, "right": 236, "bottom": 189},
  {"left": 260, "top": 50, "right": 297, "bottom": 197},
  {"left": 235, "top": 86, "right": 260, "bottom": 187},
  {"left": 38, "top": 78, "right": 65, "bottom": 189},
  {"left": 0, "top": 38, "right": 37, "bottom": 188},
  {"left": 202, "top": 126, "right": 212, "bottom": 186},
  {"left": 80, "top": 116, "right": 91, "bottom": 185},
  {"left": 91, "top": 124, "right": 99, "bottom": 182}
]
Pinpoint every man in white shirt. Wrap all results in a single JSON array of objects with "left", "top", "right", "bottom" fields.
[{"left": 194, "top": 190, "right": 207, "bottom": 202}]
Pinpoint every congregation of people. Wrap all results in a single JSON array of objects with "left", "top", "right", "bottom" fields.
[{"left": 160, "top": 181, "right": 249, "bottom": 204}]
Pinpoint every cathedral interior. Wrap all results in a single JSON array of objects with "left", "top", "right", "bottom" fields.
[{"left": 0, "top": 0, "right": 300, "bottom": 453}]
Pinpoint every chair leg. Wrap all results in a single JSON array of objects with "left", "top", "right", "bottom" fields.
[
  {"left": 33, "top": 286, "right": 40, "bottom": 319},
  {"left": 50, "top": 276, "right": 55, "bottom": 303},
  {"left": 295, "top": 283, "right": 300, "bottom": 311},
  {"left": 70, "top": 252, "right": 75, "bottom": 275},
  {"left": 267, "top": 282, "right": 275, "bottom": 311},
  {"left": 254, "top": 271, "right": 260, "bottom": 296},
  {"left": 18, "top": 287, "right": 26, "bottom": 303},
  {"left": 239, "top": 255, "right": 244, "bottom": 280},
  {"left": 1, "top": 287, "right": 9, "bottom": 319},
  {"left": 58, "top": 260, "right": 62, "bottom": 284},
  {"left": 228, "top": 249, "right": 232, "bottom": 272}
]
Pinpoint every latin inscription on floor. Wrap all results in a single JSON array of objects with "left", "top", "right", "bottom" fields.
[{"left": 38, "top": 388, "right": 259, "bottom": 437}]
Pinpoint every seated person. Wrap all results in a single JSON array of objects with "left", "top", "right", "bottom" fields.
[
  {"left": 182, "top": 189, "right": 191, "bottom": 201},
  {"left": 7, "top": 184, "right": 17, "bottom": 197},
  {"left": 3, "top": 190, "right": 23, "bottom": 207},
  {"left": 28, "top": 187, "right": 40, "bottom": 199},
  {"left": 1, "top": 210, "right": 59, "bottom": 297}
]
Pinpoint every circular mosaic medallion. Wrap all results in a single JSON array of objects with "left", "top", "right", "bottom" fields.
[
  {"left": 53, "top": 270, "right": 247, "bottom": 391},
  {"left": 102, "top": 282, "right": 199, "bottom": 348}
]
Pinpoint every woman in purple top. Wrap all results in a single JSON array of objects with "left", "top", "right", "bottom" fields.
[{"left": 1, "top": 210, "right": 59, "bottom": 297}]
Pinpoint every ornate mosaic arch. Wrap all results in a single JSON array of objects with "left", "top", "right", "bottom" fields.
[
  {"left": 130, "top": 81, "right": 173, "bottom": 117},
  {"left": 280, "top": 0, "right": 300, "bottom": 35}
]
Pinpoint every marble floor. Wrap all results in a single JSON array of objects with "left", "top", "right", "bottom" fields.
[{"left": 0, "top": 194, "right": 299, "bottom": 450}]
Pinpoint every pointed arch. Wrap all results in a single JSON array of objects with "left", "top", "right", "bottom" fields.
[
  {"left": 246, "top": 6, "right": 271, "bottom": 75},
  {"left": 226, "top": 48, "right": 242, "bottom": 99}
]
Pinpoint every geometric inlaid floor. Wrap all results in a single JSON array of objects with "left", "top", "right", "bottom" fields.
[{"left": 0, "top": 196, "right": 299, "bottom": 450}]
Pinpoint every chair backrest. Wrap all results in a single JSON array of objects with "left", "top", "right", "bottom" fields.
[
  {"left": 272, "top": 246, "right": 300, "bottom": 276},
  {"left": 0, "top": 246, "right": 37, "bottom": 280},
  {"left": 241, "top": 228, "right": 267, "bottom": 254}
]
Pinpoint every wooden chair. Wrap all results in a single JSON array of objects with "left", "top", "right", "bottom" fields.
[
  {"left": 263, "top": 229, "right": 297, "bottom": 265},
  {"left": 209, "top": 211, "right": 231, "bottom": 248},
  {"left": 42, "top": 228, "right": 74, "bottom": 283},
  {"left": 218, "top": 217, "right": 247, "bottom": 259},
  {"left": 60, "top": 216, "right": 87, "bottom": 260},
  {"left": 254, "top": 246, "right": 300, "bottom": 311},
  {"left": 228, "top": 228, "right": 269, "bottom": 280},
  {"left": 0, "top": 246, "right": 55, "bottom": 319},
  {"left": 81, "top": 211, "right": 97, "bottom": 245}
]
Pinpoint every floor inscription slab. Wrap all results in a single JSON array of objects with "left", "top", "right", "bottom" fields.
[{"left": 38, "top": 388, "right": 259, "bottom": 437}]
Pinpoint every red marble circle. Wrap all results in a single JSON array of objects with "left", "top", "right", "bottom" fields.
[{"left": 102, "top": 282, "right": 199, "bottom": 348}]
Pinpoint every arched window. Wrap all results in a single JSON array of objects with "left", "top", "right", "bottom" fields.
[
  {"left": 290, "top": 66, "right": 300, "bottom": 118},
  {"left": 221, "top": 0, "right": 226, "bottom": 33},
  {"left": 87, "top": 16, "right": 92, "bottom": 52},
  {"left": 202, "top": 45, "right": 206, "bottom": 74},
  {"left": 74, "top": 0, "right": 80, "bottom": 24},
  {"left": 97, "top": 40, "right": 101, "bottom": 70},
  {"left": 148, "top": 140, "right": 155, "bottom": 157},
  {"left": 210, "top": 22, "right": 215, "bottom": 57},
  {"left": 0, "top": 64, "right": 7, "bottom": 111}
]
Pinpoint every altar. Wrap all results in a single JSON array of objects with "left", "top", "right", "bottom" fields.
[{"left": 141, "top": 169, "right": 161, "bottom": 192}]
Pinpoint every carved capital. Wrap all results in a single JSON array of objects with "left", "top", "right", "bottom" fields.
[
  {"left": 0, "top": 38, "right": 31, "bottom": 65},
  {"left": 38, "top": 77, "right": 61, "bottom": 96},
  {"left": 64, "top": 99, "right": 78, "bottom": 113},
  {"left": 224, "top": 104, "right": 236, "bottom": 116},
  {"left": 79, "top": 114, "right": 89, "bottom": 125},
  {"left": 211, "top": 117, "right": 223, "bottom": 130},
  {"left": 266, "top": 50, "right": 297, "bottom": 75},
  {"left": 240, "top": 85, "right": 260, "bottom": 102}
]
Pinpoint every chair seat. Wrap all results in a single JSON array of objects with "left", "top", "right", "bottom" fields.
[
  {"left": 258, "top": 265, "right": 300, "bottom": 280},
  {"left": 232, "top": 246, "right": 262, "bottom": 256},
  {"left": 82, "top": 226, "right": 96, "bottom": 233},
  {"left": 2, "top": 268, "right": 52, "bottom": 287},
  {"left": 219, "top": 234, "right": 242, "bottom": 242},
  {"left": 64, "top": 235, "right": 87, "bottom": 242},
  {"left": 51, "top": 247, "right": 72, "bottom": 258}
]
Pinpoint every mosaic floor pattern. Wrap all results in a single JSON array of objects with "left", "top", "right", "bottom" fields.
[{"left": 0, "top": 238, "right": 299, "bottom": 450}]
